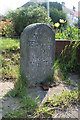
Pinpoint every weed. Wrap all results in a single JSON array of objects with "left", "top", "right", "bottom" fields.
[
  {"left": 32, "top": 90, "right": 79, "bottom": 118},
  {"left": 54, "top": 59, "right": 68, "bottom": 82},
  {"left": 43, "top": 90, "right": 79, "bottom": 108},
  {"left": 54, "top": 40, "right": 80, "bottom": 77},
  {"left": 60, "top": 40, "right": 80, "bottom": 73}
]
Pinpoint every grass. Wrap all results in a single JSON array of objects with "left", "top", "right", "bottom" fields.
[
  {"left": 1, "top": 37, "right": 80, "bottom": 118},
  {"left": 32, "top": 89, "right": 79, "bottom": 118},
  {"left": 0, "top": 37, "right": 20, "bottom": 51},
  {"left": 3, "top": 96, "right": 38, "bottom": 118},
  {"left": 1, "top": 37, "right": 20, "bottom": 81},
  {"left": 43, "top": 90, "right": 79, "bottom": 108}
]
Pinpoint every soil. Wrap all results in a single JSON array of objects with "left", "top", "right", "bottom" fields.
[{"left": 0, "top": 73, "right": 80, "bottom": 119}]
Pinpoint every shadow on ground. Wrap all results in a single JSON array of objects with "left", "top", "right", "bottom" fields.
[{"left": 1, "top": 73, "right": 80, "bottom": 118}]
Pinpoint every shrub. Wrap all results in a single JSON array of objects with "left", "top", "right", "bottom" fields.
[
  {"left": 6, "top": 4, "right": 53, "bottom": 36},
  {"left": 41, "top": 2, "right": 67, "bottom": 28},
  {"left": 1, "top": 19, "right": 16, "bottom": 37},
  {"left": 41, "top": 2, "right": 62, "bottom": 11},
  {"left": 50, "top": 8, "right": 67, "bottom": 28}
]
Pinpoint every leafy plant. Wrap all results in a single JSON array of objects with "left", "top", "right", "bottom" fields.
[
  {"left": 41, "top": 2, "right": 67, "bottom": 28},
  {"left": 6, "top": 4, "right": 53, "bottom": 36},
  {"left": 55, "top": 25, "right": 78, "bottom": 40},
  {"left": 42, "top": 2, "right": 62, "bottom": 11},
  {"left": 50, "top": 8, "right": 67, "bottom": 28}
]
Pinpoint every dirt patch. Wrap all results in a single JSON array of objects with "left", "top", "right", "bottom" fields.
[
  {"left": 54, "top": 104, "right": 78, "bottom": 118},
  {"left": 0, "top": 73, "right": 80, "bottom": 118},
  {"left": 0, "top": 81, "right": 14, "bottom": 98},
  {"left": 2, "top": 97, "right": 20, "bottom": 116},
  {"left": 0, "top": 81, "right": 20, "bottom": 116}
]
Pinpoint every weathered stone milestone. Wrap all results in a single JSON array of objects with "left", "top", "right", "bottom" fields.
[{"left": 20, "top": 23, "right": 55, "bottom": 87}]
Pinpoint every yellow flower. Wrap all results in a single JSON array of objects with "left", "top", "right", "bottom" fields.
[
  {"left": 54, "top": 22, "right": 60, "bottom": 28},
  {"left": 59, "top": 19, "right": 66, "bottom": 23}
]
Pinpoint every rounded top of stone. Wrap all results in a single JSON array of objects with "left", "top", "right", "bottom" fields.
[
  {"left": 23, "top": 23, "right": 54, "bottom": 33},
  {"left": 25, "top": 23, "right": 51, "bottom": 28},
  {"left": 20, "top": 23, "right": 55, "bottom": 43}
]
